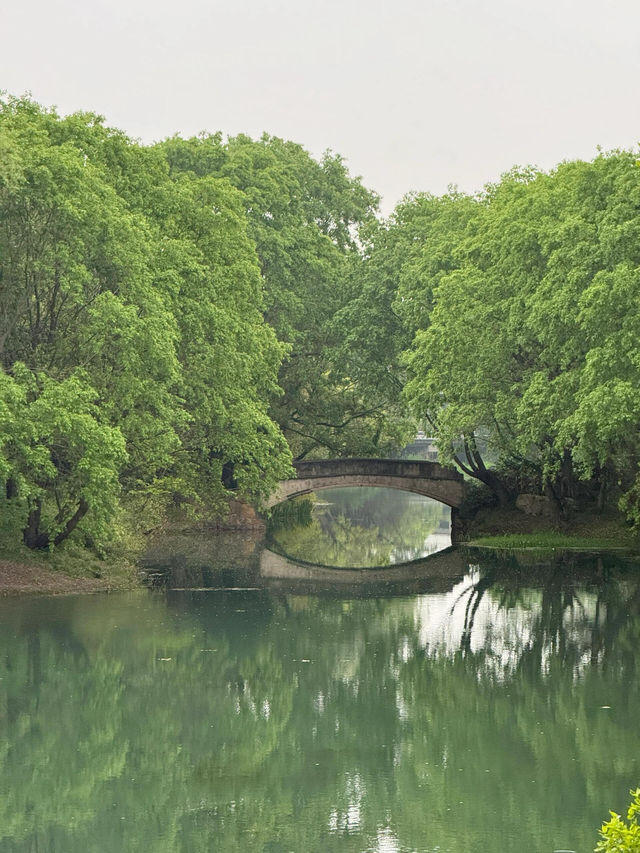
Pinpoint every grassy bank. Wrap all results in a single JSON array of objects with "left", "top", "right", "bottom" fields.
[
  {"left": 0, "top": 541, "right": 140, "bottom": 595},
  {"left": 469, "top": 531, "right": 635, "bottom": 550},
  {"left": 465, "top": 507, "right": 640, "bottom": 551}
]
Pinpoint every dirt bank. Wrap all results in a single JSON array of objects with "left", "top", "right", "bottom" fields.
[{"left": 0, "top": 559, "right": 133, "bottom": 595}]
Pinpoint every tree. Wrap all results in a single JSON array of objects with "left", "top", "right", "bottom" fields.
[
  {"left": 0, "top": 366, "right": 126, "bottom": 549},
  {"left": 0, "top": 97, "right": 180, "bottom": 547},
  {"left": 0, "top": 96, "right": 293, "bottom": 549},
  {"left": 400, "top": 154, "right": 640, "bottom": 515},
  {"left": 161, "top": 132, "right": 391, "bottom": 460}
]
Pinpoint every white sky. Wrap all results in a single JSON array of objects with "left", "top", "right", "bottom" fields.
[{"left": 2, "top": 0, "right": 639, "bottom": 213}]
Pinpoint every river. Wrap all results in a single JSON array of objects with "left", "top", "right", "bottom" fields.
[{"left": 0, "top": 488, "right": 638, "bottom": 852}]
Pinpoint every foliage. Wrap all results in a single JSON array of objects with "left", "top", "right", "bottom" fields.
[
  {"left": 160, "top": 132, "right": 408, "bottom": 459},
  {"left": 596, "top": 789, "right": 640, "bottom": 853},
  {"left": 0, "top": 95, "right": 297, "bottom": 550},
  {"left": 393, "top": 153, "right": 640, "bottom": 518},
  {"left": 0, "top": 365, "right": 126, "bottom": 549},
  {"left": 5, "top": 90, "right": 640, "bottom": 552}
]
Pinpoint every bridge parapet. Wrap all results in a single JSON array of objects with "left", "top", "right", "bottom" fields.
[
  {"left": 293, "top": 458, "right": 463, "bottom": 482},
  {"left": 266, "top": 457, "right": 465, "bottom": 509}
]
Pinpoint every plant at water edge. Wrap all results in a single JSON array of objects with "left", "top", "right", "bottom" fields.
[{"left": 596, "top": 789, "right": 640, "bottom": 852}]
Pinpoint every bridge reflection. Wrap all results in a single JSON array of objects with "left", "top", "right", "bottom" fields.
[{"left": 259, "top": 546, "right": 467, "bottom": 596}]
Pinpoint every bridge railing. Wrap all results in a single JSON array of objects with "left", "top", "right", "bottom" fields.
[{"left": 292, "top": 457, "right": 463, "bottom": 482}]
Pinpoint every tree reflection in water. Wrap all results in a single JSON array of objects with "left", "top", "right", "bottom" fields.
[
  {"left": 268, "top": 487, "right": 451, "bottom": 567},
  {"left": 0, "top": 551, "right": 638, "bottom": 853}
]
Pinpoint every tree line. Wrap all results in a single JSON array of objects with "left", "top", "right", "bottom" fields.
[
  {"left": 0, "top": 95, "right": 399, "bottom": 552},
  {"left": 1, "top": 94, "right": 639, "bottom": 552},
  {"left": 346, "top": 155, "right": 640, "bottom": 523}
]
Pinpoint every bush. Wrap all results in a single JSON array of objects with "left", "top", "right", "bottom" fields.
[{"left": 596, "top": 789, "right": 640, "bottom": 852}]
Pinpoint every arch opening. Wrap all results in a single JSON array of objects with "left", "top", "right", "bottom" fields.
[{"left": 267, "top": 485, "right": 451, "bottom": 569}]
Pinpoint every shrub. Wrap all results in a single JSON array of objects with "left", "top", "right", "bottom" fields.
[{"left": 596, "top": 789, "right": 640, "bottom": 852}]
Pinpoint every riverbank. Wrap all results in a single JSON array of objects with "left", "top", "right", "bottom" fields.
[
  {"left": 2, "top": 498, "right": 639, "bottom": 594},
  {"left": 469, "top": 531, "right": 638, "bottom": 550},
  {"left": 459, "top": 503, "right": 640, "bottom": 551},
  {"left": 0, "top": 547, "right": 139, "bottom": 596},
  {"left": 0, "top": 500, "right": 266, "bottom": 594}
]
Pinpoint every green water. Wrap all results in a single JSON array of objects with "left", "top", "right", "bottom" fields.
[
  {"left": 1, "top": 493, "right": 639, "bottom": 852},
  {"left": 1, "top": 556, "right": 639, "bottom": 852},
  {"left": 267, "top": 488, "right": 451, "bottom": 567}
]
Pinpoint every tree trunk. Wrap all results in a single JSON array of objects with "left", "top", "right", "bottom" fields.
[
  {"left": 23, "top": 500, "right": 50, "bottom": 549},
  {"left": 221, "top": 461, "right": 237, "bottom": 490},
  {"left": 23, "top": 497, "right": 90, "bottom": 549},
  {"left": 596, "top": 467, "right": 607, "bottom": 512},
  {"left": 481, "top": 468, "right": 513, "bottom": 508},
  {"left": 544, "top": 480, "right": 566, "bottom": 522},
  {"left": 453, "top": 434, "right": 513, "bottom": 507},
  {"left": 53, "top": 498, "right": 89, "bottom": 546}
]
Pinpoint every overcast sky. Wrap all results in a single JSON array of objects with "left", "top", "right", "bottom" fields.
[{"left": 2, "top": 0, "right": 639, "bottom": 212}]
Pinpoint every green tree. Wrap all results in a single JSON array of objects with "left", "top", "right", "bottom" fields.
[
  {"left": 0, "top": 366, "right": 126, "bottom": 548},
  {"left": 0, "top": 96, "right": 293, "bottom": 549},
  {"left": 400, "top": 153, "right": 640, "bottom": 515},
  {"left": 161, "top": 132, "right": 392, "bottom": 460},
  {"left": 0, "top": 97, "right": 179, "bottom": 546},
  {"left": 334, "top": 191, "right": 480, "bottom": 463}
]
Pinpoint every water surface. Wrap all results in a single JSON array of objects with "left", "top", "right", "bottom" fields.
[
  {"left": 1, "top": 549, "right": 639, "bottom": 852},
  {"left": 267, "top": 487, "right": 451, "bottom": 567}
]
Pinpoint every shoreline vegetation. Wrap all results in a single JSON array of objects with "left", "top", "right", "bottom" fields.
[
  {"left": 458, "top": 502, "right": 640, "bottom": 551},
  {"left": 2, "top": 93, "right": 640, "bottom": 595},
  {"left": 469, "top": 535, "right": 637, "bottom": 550},
  {"left": 3, "top": 499, "right": 639, "bottom": 595},
  {"left": 0, "top": 548, "right": 138, "bottom": 595}
]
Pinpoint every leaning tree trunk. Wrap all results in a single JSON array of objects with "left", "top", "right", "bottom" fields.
[
  {"left": 53, "top": 498, "right": 89, "bottom": 546},
  {"left": 23, "top": 497, "right": 89, "bottom": 549},
  {"left": 454, "top": 434, "right": 514, "bottom": 507}
]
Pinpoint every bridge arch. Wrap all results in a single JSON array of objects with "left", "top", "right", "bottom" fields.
[
  {"left": 265, "top": 458, "right": 465, "bottom": 509},
  {"left": 259, "top": 546, "right": 466, "bottom": 593}
]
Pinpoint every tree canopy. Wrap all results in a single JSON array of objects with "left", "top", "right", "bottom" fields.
[
  {"left": 159, "top": 132, "right": 411, "bottom": 460},
  {"left": 388, "top": 154, "right": 640, "bottom": 520},
  {"left": 0, "top": 97, "right": 296, "bottom": 550}
]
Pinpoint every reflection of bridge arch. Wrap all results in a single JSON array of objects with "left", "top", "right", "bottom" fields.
[
  {"left": 266, "top": 458, "right": 465, "bottom": 509},
  {"left": 260, "top": 546, "right": 466, "bottom": 594}
]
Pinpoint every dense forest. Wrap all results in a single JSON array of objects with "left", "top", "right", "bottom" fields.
[{"left": 1, "top": 95, "right": 639, "bottom": 554}]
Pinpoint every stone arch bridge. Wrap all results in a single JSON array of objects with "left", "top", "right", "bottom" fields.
[{"left": 265, "top": 458, "right": 465, "bottom": 509}]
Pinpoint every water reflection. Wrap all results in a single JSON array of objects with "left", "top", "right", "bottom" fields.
[
  {"left": 142, "top": 528, "right": 265, "bottom": 589},
  {"left": 0, "top": 550, "right": 639, "bottom": 853},
  {"left": 268, "top": 487, "right": 451, "bottom": 567},
  {"left": 259, "top": 546, "right": 466, "bottom": 598}
]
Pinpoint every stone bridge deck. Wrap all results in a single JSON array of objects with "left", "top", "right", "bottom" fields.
[{"left": 266, "top": 457, "right": 465, "bottom": 509}]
